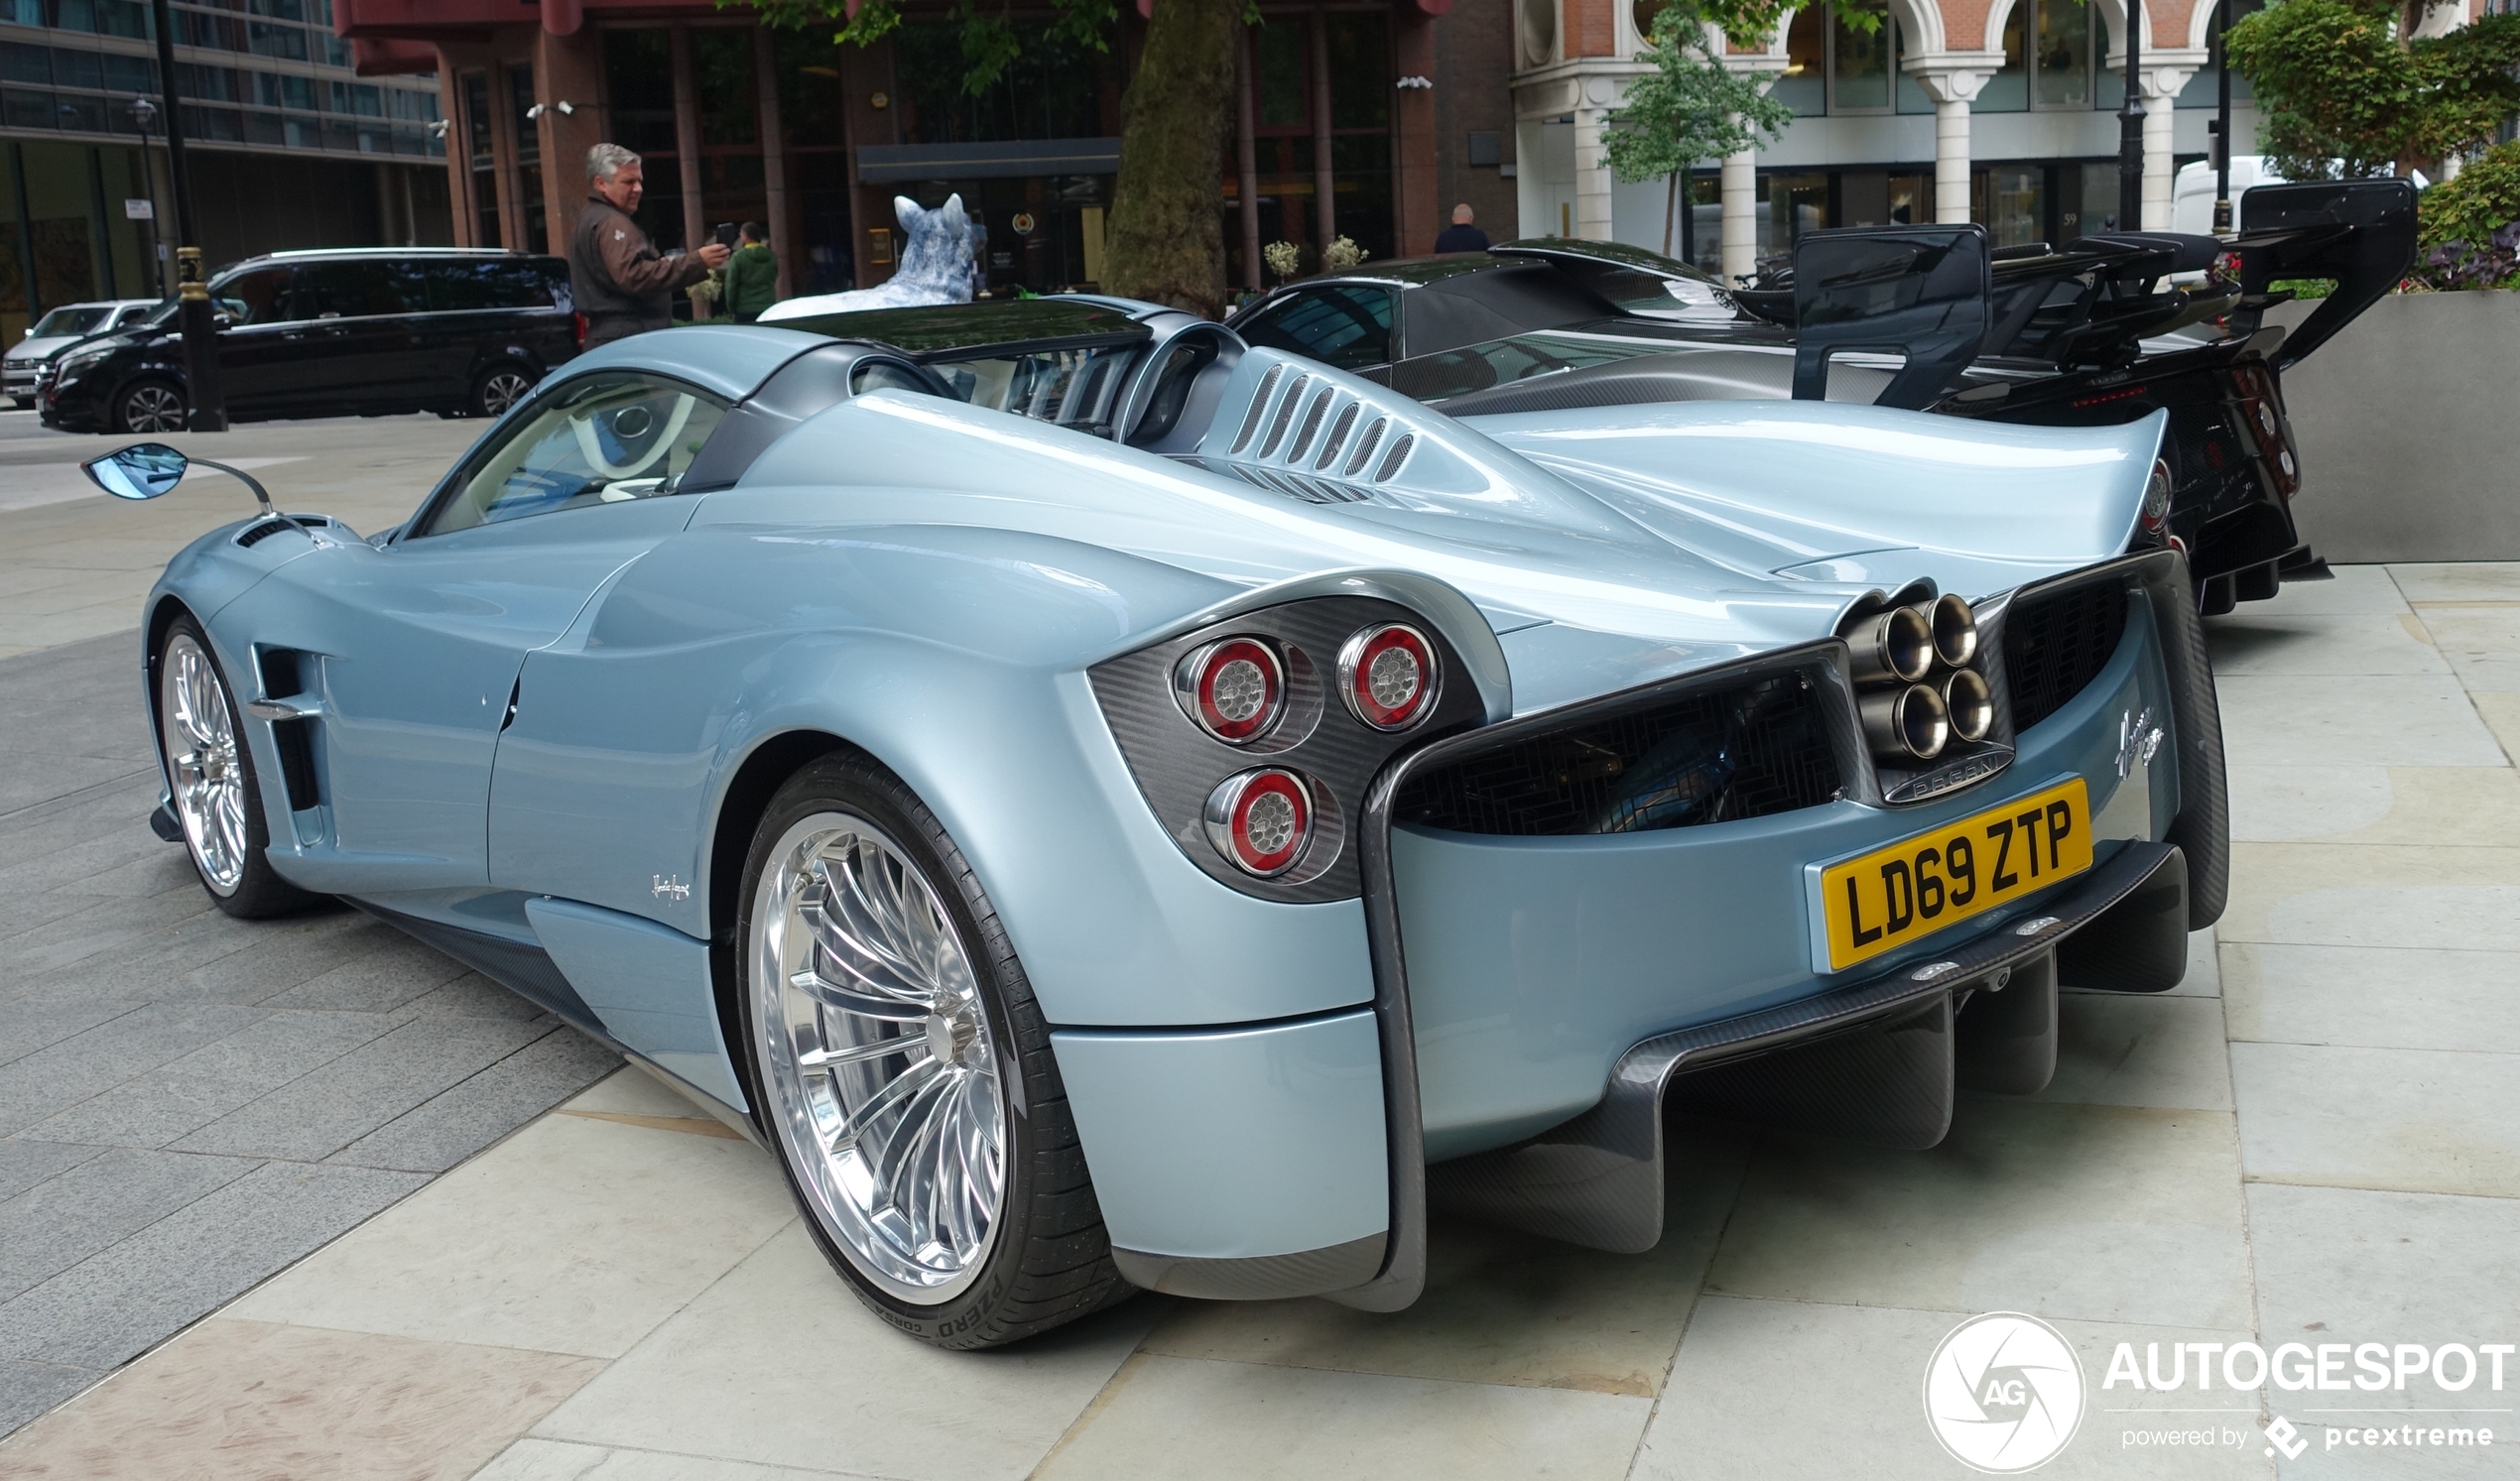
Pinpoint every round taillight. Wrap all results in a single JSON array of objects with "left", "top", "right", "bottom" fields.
[
  {"left": 1173, "top": 637, "right": 1283, "bottom": 744},
  {"left": 1337, "top": 622, "right": 1438, "bottom": 731},
  {"left": 2141, "top": 458, "right": 2174, "bottom": 535},
  {"left": 1203, "top": 769, "right": 1313, "bottom": 877}
]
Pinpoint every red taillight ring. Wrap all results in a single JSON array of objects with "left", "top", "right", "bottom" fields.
[
  {"left": 1337, "top": 622, "right": 1438, "bottom": 731},
  {"left": 2140, "top": 457, "right": 2174, "bottom": 535},
  {"left": 1173, "top": 637, "right": 1284, "bottom": 744},
  {"left": 1203, "top": 768, "right": 1313, "bottom": 877}
]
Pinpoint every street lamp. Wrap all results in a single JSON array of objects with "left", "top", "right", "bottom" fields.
[
  {"left": 2117, "top": 0, "right": 2145, "bottom": 231},
  {"left": 147, "top": 0, "right": 227, "bottom": 431},
  {"left": 125, "top": 95, "right": 168, "bottom": 300}
]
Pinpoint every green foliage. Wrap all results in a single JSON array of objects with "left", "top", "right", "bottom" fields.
[
  {"left": 745, "top": 0, "right": 1118, "bottom": 95},
  {"left": 2418, "top": 140, "right": 2520, "bottom": 249},
  {"left": 2224, "top": 0, "right": 2520, "bottom": 179},
  {"left": 1603, "top": 0, "right": 1797, "bottom": 185}
]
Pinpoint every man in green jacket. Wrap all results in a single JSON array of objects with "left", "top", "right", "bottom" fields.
[{"left": 723, "top": 222, "right": 779, "bottom": 322}]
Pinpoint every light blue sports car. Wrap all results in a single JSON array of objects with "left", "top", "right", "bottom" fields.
[{"left": 102, "top": 297, "right": 2225, "bottom": 1349}]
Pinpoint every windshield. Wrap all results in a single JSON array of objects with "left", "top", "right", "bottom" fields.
[{"left": 29, "top": 307, "right": 111, "bottom": 337}]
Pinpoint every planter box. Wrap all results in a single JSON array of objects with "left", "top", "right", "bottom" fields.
[{"left": 2272, "top": 291, "right": 2520, "bottom": 563}]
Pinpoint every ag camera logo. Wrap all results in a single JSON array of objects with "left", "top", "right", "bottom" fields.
[{"left": 1924, "top": 1312, "right": 2087, "bottom": 1472}]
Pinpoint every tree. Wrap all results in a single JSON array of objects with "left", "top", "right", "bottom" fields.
[
  {"left": 1601, "top": 0, "right": 1797, "bottom": 257},
  {"left": 1101, "top": 0, "right": 1241, "bottom": 315},
  {"left": 749, "top": 0, "right": 1241, "bottom": 317},
  {"left": 2223, "top": 0, "right": 2520, "bottom": 180}
]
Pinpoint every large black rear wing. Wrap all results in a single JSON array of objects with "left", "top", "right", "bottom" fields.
[
  {"left": 1778, "top": 223, "right": 1992, "bottom": 411},
  {"left": 2222, "top": 178, "right": 2418, "bottom": 368},
  {"left": 1734, "top": 177, "right": 2413, "bottom": 402}
]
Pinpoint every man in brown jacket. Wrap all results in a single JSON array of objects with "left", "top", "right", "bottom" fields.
[{"left": 569, "top": 143, "right": 730, "bottom": 348}]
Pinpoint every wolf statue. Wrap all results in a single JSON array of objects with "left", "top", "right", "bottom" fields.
[{"left": 759, "top": 194, "right": 978, "bottom": 322}]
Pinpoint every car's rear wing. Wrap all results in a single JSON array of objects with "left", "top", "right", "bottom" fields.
[
  {"left": 2220, "top": 178, "right": 2418, "bottom": 368},
  {"left": 1779, "top": 223, "right": 1993, "bottom": 411}
]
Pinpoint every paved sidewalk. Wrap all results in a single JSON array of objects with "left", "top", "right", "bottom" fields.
[
  {"left": 0, "top": 562, "right": 2511, "bottom": 1479},
  {"left": 0, "top": 420, "right": 621, "bottom": 1438},
  {"left": 0, "top": 414, "right": 484, "bottom": 659}
]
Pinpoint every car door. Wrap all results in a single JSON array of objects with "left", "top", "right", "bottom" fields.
[
  {"left": 286, "top": 259, "right": 425, "bottom": 411},
  {"left": 222, "top": 370, "right": 734, "bottom": 895},
  {"left": 205, "top": 266, "right": 311, "bottom": 417},
  {"left": 1232, "top": 285, "right": 1400, "bottom": 382}
]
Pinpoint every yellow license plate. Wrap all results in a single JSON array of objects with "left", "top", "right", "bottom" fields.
[{"left": 1819, "top": 778, "right": 2092, "bottom": 972}]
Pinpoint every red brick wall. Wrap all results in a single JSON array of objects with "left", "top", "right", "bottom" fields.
[{"left": 1434, "top": 0, "right": 1518, "bottom": 242}]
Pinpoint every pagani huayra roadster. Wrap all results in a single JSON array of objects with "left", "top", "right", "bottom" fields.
[{"left": 108, "top": 303, "right": 2225, "bottom": 1347}]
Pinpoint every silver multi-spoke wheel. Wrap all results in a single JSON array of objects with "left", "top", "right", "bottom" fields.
[
  {"left": 160, "top": 632, "right": 246, "bottom": 895},
  {"left": 477, "top": 367, "right": 533, "bottom": 418},
  {"left": 120, "top": 382, "right": 185, "bottom": 432},
  {"left": 752, "top": 811, "right": 1008, "bottom": 1304}
]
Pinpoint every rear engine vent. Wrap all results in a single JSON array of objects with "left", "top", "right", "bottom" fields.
[
  {"left": 2003, "top": 579, "right": 2130, "bottom": 732},
  {"left": 1395, "top": 673, "right": 1840, "bottom": 836}
]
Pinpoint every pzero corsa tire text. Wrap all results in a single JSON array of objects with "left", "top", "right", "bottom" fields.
[
  {"left": 471, "top": 363, "right": 536, "bottom": 420},
  {"left": 155, "top": 615, "right": 321, "bottom": 919},
  {"left": 736, "top": 751, "right": 1131, "bottom": 1348},
  {"left": 116, "top": 378, "right": 187, "bottom": 434}
]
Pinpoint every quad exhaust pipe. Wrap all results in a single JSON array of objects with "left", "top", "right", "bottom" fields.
[
  {"left": 1859, "top": 682, "right": 1951, "bottom": 762},
  {"left": 1845, "top": 604, "right": 1935, "bottom": 684},
  {"left": 1841, "top": 594, "right": 1990, "bottom": 765}
]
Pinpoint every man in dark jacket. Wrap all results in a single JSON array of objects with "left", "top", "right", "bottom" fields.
[
  {"left": 1434, "top": 203, "right": 1490, "bottom": 254},
  {"left": 569, "top": 143, "right": 729, "bottom": 347},
  {"left": 723, "top": 222, "right": 778, "bottom": 322}
]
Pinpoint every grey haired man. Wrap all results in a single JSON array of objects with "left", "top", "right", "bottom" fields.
[{"left": 568, "top": 142, "right": 730, "bottom": 347}]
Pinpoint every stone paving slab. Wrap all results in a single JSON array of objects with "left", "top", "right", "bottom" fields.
[{"left": 0, "top": 622, "right": 620, "bottom": 1438}]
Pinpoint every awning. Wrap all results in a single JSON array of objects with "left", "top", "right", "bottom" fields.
[{"left": 856, "top": 139, "right": 1124, "bottom": 183}]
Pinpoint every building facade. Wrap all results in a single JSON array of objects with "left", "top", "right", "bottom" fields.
[
  {"left": 0, "top": 0, "right": 449, "bottom": 342},
  {"left": 336, "top": 0, "right": 1509, "bottom": 305},
  {"left": 1511, "top": 0, "right": 2288, "bottom": 281}
]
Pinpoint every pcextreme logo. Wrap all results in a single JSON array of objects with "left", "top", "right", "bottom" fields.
[{"left": 1924, "top": 1312, "right": 2087, "bottom": 1473}]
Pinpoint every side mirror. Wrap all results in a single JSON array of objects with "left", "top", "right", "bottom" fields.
[
  {"left": 81, "top": 441, "right": 189, "bottom": 500},
  {"left": 84, "top": 440, "right": 275, "bottom": 513}
]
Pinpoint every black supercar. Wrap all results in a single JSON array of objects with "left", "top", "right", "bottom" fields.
[{"left": 1225, "top": 180, "right": 2416, "bottom": 612}]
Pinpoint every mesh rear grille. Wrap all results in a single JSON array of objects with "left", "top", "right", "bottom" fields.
[
  {"left": 1395, "top": 673, "right": 1841, "bottom": 836},
  {"left": 2003, "top": 579, "right": 2130, "bottom": 732}
]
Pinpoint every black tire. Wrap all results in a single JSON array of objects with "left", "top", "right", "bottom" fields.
[
  {"left": 9, "top": 396, "right": 31, "bottom": 410},
  {"left": 154, "top": 615, "right": 323, "bottom": 920},
  {"left": 735, "top": 752, "right": 1131, "bottom": 1348},
  {"left": 115, "top": 378, "right": 187, "bottom": 434},
  {"left": 470, "top": 362, "right": 537, "bottom": 420}
]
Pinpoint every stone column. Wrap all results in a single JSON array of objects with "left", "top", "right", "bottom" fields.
[
  {"left": 1720, "top": 148, "right": 1756, "bottom": 282},
  {"left": 1904, "top": 58, "right": 2003, "bottom": 226},
  {"left": 1573, "top": 103, "right": 1612, "bottom": 239},
  {"left": 1715, "top": 53, "right": 1787, "bottom": 284},
  {"left": 2137, "top": 61, "right": 2203, "bottom": 229}
]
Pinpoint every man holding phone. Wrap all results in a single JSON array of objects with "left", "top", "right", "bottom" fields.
[
  {"left": 722, "top": 222, "right": 778, "bottom": 322},
  {"left": 569, "top": 143, "right": 731, "bottom": 347}
]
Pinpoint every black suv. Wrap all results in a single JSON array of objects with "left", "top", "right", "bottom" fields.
[{"left": 39, "top": 247, "right": 579, "bottom": 433}]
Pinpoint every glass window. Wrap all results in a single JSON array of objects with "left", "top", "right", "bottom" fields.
[
  {"left": 426, "top": 259, "right": 563, "bottom": 311},
  {"left": 2034, "top": 0, "right": 2091, "bottom": 109},
  {"left": 1773, "top": 8, "right": 1826, "bottom": 115},
  {"left": 1234, "top": 286, "right": 1395, "bottom": 371},
  {"left": 31, "top": 305, "right": 113, "bottom": 336},
  {"left": 1, "top": 43, "right": 51, "bottom": 85},
  {"left": 207, "top": 266, "right": 294, "bottom": 324},
  {"left": 1829, "top": 0, "right": 1891, "bottom": 112},
  {"left": 293, "top": 260, "right": 421, "bottom": 318},
  {"left": 1985, "top": 165, "right": 2044, "bottom": 247},
  {"left": 851, "top": 361, "right": 936, "bottom": 397},
  {"left": 246, "top": 21, "right": 306, "bottom": 61},
  {"left": 1979, "top": 3, "right": 2030, "bottom": 111},
  {"left": 51, "top": 50, "right": 102, "bottom": 90},
  {"left": 424, "top": 374, "right": 732, "bottom": 537}
]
